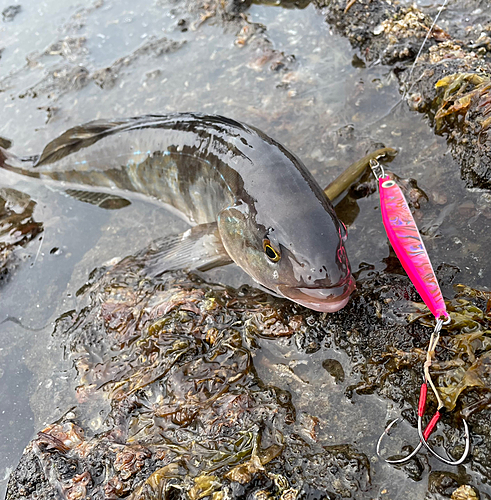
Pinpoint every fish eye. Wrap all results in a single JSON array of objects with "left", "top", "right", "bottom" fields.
[{"left": 263, "top": 239, "right": 280, "bottom": 262}]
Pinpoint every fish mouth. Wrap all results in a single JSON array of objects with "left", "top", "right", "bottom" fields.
[{"left": 278, "top": 276, "right": 355, "bottom": 313}]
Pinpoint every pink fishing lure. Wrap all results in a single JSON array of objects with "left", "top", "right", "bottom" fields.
[{"left": 378, "top": 176, "right": 449, "bottom": 320}]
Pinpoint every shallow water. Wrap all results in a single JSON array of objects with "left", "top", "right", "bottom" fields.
[{"left": 1, "top": 0, "right": 490, "bottom": 497}]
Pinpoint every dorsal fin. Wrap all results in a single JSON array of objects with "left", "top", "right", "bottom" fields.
[
  {"left": 34, "top": 116, "right": 158, "bottom": 167},
  {"left": 33, "top": 113, "right": 247, "bottom": 167}
]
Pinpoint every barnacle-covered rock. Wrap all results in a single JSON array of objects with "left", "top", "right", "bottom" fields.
[
  {"left": 430, "top": 73, "right": 491, "bottom": 190},
  {"left": 317, "top": 0, "right": 449, "bottom": 66},
  {"left": 314, "top": 0, "right": 491, "bottom": 191}
]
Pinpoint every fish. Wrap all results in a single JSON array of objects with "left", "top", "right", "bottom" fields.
[{"left": 0, "top": 113, "right": 355, "bottom": 312}]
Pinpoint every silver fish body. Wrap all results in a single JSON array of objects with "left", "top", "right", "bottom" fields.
[{"left": 1, "top": 113, "right": 355, "bottom": 312}]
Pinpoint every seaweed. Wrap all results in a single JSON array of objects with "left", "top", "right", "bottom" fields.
[
  {"left": 0, "top": 187, "right": 43, "bottom": 288},
  {"left": 7, "top": 236, "right": 491, "bottom": 498}
]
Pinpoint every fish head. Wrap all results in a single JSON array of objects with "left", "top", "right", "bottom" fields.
[{"left": 217, "top": 200, "right": 354, "bottom": 312}]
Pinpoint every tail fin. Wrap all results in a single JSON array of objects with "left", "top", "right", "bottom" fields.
[{"left": 0, "top": 147, "right": 39, "bottom": 178}]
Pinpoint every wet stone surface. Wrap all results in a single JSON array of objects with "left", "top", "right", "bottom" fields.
[
  {"left": 2, "top": 5, "right": 22, "bottom": 23},
  {"left": 5, "top": 246, "right": 491, "bottom": 499},
  {"left": 316, "top": 0, "right": 491, "bottom": 191},
  {"left": 6, "top": 258, "right": 373, "bottom": 499}
]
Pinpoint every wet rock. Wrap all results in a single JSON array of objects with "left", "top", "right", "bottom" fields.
[
  {"left": 429, "top": 72, "right": 491, "bottom": 190},
  {"left": 314, "top": 0, "right": 491, "bottom": 191},
  {"left": 318, "top": 0, "right": 440, "bottom": 66},
  {"left": 184, "top": 0, "right": 297, "bottom": 75},
  {"left": 426, "top": 471, "right": 475, "bottom": 500},
  {"left": 468, "top": 406, "right": 491, "bottom": 487},
  {"left": 10, "top": 35, "right": 184, "bottom": 99},
  {"left": 0, "top": 136, "right": 12, "bottom": 149},
  {"left": 44, "top": 36, "right": 88, "bottom": 62},
  {"left": 5, "top": 453, "right": 51, "bottom": 499},
  {"left": 6, "top": 234, "right": 491, "bottom": 497},
  {"left": 17, "top": 65, "right": 90, "bottom": 100},
  {"left": 61, "top": 0, "right": 104, "bottom": 32},
  {"left": 92, "top": 36, "right": 186, "bottom": 89},
  {"left": 322, "top": 358, "right": 345, "bottom": 383},
  {"left": 274, "top": 441, "right": 370, "bottom": 497},
  {"left": 4, "top": 245, "right": 373, "bottom": 498}
]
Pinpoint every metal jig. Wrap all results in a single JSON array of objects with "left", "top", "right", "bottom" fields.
[{"left": 371, "top": 158, "right": 471, "bottom": 466}]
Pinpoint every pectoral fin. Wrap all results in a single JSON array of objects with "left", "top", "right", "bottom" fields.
[{"left": 144, "top": 222, "right": 233, "bottom": 276}]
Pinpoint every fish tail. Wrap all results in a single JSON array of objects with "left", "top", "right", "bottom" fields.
[{"left": 0, "top": 146, "right": 40, "bottom": 178}]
